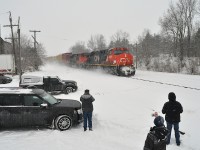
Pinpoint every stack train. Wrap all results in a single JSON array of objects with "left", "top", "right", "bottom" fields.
[{"left": 47, "top": 47, "right": 136, "bottom": 76}]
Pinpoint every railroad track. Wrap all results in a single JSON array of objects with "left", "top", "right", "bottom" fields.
[{"left": 130, "top": 77, "right": 200, "bottom": 91}]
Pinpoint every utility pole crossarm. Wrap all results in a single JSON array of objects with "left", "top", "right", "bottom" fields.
[{"left": 3, "top": 25, "right": 18, "bottom": 27}]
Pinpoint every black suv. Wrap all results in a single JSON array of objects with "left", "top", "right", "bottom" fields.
[
  {"left": 0, "top": 88, "right": 83, "bottom": 131},
  {"left": 0, "top": 74, "right": 12, "bottom": 84}
]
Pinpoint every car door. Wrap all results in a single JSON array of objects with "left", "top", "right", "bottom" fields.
[
  {"left": 50, "top": 78, "right": 63, "bottom": 91},
  {"left": 0, "top": 94, "right": 23, "bottom": 128},
  {"left": 21, "top": 94, "right": 51, "bottom": 127}
]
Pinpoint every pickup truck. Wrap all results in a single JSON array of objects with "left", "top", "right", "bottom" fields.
[{"left": 20, "top": 75, "right": 78, "bottom": 94}]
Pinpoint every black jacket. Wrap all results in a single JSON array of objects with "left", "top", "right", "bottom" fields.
[
  {"left": 162, "top": 100, "right": 183, "bottom": 123},
  {"left": 80, "top": 94, "right": 95, "bottom": 112},
  {"left": 144, "top": 126, "right": 168, "bottom": 150}
]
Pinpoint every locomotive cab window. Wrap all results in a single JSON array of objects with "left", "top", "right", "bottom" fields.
[{"left": 114, "top": 50, "right": 130, "bottom": 55}]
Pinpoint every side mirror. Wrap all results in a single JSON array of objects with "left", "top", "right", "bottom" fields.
[{"left": 40, "top": 103, "right": 48, "bottom": 108}]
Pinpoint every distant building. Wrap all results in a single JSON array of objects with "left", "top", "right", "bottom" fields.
[{"left": 0, "top": 37, "right": 12, "bottom": 54}]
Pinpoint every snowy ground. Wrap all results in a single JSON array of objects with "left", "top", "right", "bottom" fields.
[{"left": 0, "top": 63, "right": 200, "bottom": 150}]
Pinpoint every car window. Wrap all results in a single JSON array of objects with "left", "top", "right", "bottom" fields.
[
  {"left": 56, "top": 76, "right": 62, "bottom": 82},
  {"left": 40, "top": 92, "right": 58, "bottom": 105},
  {"left": 0, "top": 95, "right": 22, "bottom": 106},
  {"left": 51, "top": 78, "right": 59, "bottom": 84},
  {"left": 23, "top": 95, "right": 43, "bottom": 106},
  {"left": 0, "top": 95, "right": 4, "bottom": 105}
]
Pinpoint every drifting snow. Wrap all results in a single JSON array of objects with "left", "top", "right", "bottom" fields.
[{"left": 0, "top": 63, "right": 200, "bottom": 150}]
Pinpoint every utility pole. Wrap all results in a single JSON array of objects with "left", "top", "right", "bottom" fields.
[
  {"left": 17, "top": 17, "right": 22, "bottom": 84},
  {"left": 135, "top": 42, "right": 138, "bottom": 69},
  {"left": 3, "top": 11, "right": 18, "bottom": 74},
  {"left": 29, "top": 30, "right": 40, "bottom": 51},
  {"left": 29, "top": 30, "right": 41, "bottom": 70}
]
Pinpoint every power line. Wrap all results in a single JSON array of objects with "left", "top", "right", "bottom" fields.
[{"left": 0, "top": 12, "right": 9, "bottom": 16}]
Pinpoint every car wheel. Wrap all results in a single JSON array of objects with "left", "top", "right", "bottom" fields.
[
  {"left": 55, "top": 115, "right": 72, "bottom": 131},
  {"left": 65, "top": 87, "right": 73, "bottom": 94},
  {"left": 2, "top": 80, "right": 6, "bottom": 84}
]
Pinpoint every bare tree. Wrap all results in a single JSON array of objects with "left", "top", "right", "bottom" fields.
[
  {"left": 160, "top": 2, "right": 187, "bottom": 64},
  {"left": 87, "top": 34, "right": 107, "bottom": 51},
  {"left": 160, "top": 0, "right": 199, "bottom": 61},
  {"left": 197, "top": 0, "right": 200, "bottom": 14},
  {"left": 70, "top": 41, "right": 89, "bottom": 54},
  {"left": 194, "top": 28, "right": 200, "bottom": 56},
  {"left": 109, "top": 30, "right": 131, "bottom": 48},
  {"left": 179, "top": 0, "right": 197, "bottom": 56},
  {"left": 87, "top": 36, "right": 96, "bottom": 51},
  {"left": 14, "top": 33, "right": 46, "bottom": 71}
]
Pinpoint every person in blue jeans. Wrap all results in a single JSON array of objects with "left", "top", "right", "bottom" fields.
[
  {"left": 162, "top": 92, "right": 183, "bottom": 146},
  {"left": 80, "top": 89, "right": 95, "bottom": 131}
]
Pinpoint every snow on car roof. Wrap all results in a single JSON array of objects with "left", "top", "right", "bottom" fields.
[
  {"left": 21, "top": 75, "right": 43, "bottom": 85},
  {"left": 0, "top": 87, "right": 33, "bottom": 94}
]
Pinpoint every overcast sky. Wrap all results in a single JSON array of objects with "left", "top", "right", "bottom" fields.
[{"left": 0, "top": 0, "right": 176, "bottom": 56}]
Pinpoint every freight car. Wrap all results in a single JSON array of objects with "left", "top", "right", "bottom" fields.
[{"left": 48, "top": 47, "right": 136, "bottom": 76}]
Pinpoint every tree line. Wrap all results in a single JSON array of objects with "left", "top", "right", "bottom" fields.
[{"left": 69, "top": 0, "right": 200, "bottom": 75}]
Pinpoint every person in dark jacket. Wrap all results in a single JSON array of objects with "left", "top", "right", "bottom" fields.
[
  {"left": 80, "top": 89, "right": 95, "bottom": 131},
  {"left": 162, "top": 92, "right": 183, "bottom": 146},
  {"left": 144, "top": 116, "right": 168, "bottom": 150}
]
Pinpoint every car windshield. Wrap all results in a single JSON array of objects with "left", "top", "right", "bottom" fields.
[
  {"left": 56, "top": 76, "right": 62, "bottom": 82},
  {"left": 40, "top": 92, "right": 58, "bottom": 105}
]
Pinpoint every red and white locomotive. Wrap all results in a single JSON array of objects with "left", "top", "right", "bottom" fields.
[{"left": 48, "top": 47, "right": 136, "bottom": 76}]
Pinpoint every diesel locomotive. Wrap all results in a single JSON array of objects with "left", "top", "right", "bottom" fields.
[{"left": 47, "top": 47, "right": 136, "bottom": 76}]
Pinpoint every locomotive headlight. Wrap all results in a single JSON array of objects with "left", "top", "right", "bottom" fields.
[{"left": 113, "top": 60, "right": 116, "bottom": 64}]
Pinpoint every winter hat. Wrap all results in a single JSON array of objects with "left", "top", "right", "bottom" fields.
[
  {"left": 85, "top": 89, "right": 89, "bottom": 94},
  {"left": 154, "top": 116, "right": 164, "bottom": 127},
  {"left": 168, "top": 92, "right": 176, "bottom": 102}
]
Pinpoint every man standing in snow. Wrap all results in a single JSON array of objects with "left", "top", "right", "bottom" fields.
[
  {"left": 144, "top": 116, "right": 168, "bottom": 150},
  {"left": 80, "top": 89, "right": 95, "bottom": 131},
  {"left": 162, "top": 92, "right": 183, "bottom": 146}
]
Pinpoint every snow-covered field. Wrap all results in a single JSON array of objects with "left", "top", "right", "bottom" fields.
[{"left": 1, "top": 63, "right": 200, "bottom": 150}]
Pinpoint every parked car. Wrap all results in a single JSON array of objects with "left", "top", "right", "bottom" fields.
[
  {"left": 0, "top": 88, "right": 83, "bottom": 131},
  {"left": 0, "top": 74, "right": 12, "bottom": 84},
  {"left": 20, "top": 75, "right": 78, "bottom": 94}
]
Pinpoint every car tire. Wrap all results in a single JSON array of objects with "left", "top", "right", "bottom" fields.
[
  {"left": 2, "top": 80, "right": 6, "bottom": 84},
  {"left": 64, "top": 87, "right": 73, "bottom": 94},
  {"left": 55, "top": 115, "right": 72, "bottom": 131}
]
